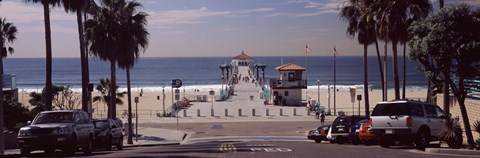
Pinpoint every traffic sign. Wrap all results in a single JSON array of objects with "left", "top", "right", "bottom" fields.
[{"left": 172, "top": 79, "right": 182, "bottom": 88}]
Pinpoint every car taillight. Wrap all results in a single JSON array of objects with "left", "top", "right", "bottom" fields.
[
  {"left": 406, "top": 116, "right": 412, "bottom": 127},
  {"left": 368, "top": 118, "right": 372, "bottom": 126}
]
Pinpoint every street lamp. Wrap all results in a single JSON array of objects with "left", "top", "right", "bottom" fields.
[
  {"left": 134, "top": 96, "right": 139, "bottom": 142},
  {"left": 316, "top": 79, "right": 320, "bottom": 107},
  {"left": 328, "top": 84, "right": 331, "bottom": 115}
]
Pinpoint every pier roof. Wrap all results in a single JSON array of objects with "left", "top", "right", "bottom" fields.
[
  {"left": 275, "top": 63, "right": 305, "bottom": 71},
  {"left": 232, "top": 52, "right": 252, "bottom": 60}
]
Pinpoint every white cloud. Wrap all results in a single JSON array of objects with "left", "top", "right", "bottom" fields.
[
  {"left": 266, "top": 0, "right": 342, "bottom": 18},
  {"left": 237, "top": 8, "right": 275, "bottom": 14},
  {"left": 148, "top": 7, "right": 230, "bottom": 28}
]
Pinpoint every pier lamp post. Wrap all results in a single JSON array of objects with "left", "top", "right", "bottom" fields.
[
  {"left": 316, "top": 79, "right": 320, "bottom": 106},
  {"left": 161, "top": 84, "right": 166, "bottom": 116},
  {"left": 210, "top": 90, "right": 215, "bottom": 116},
  {"left": 328, "top": 84, "right": 331, "bottom": 115},
  {"left": 134, "top": 96, "right": 139, "bottom": 142}
]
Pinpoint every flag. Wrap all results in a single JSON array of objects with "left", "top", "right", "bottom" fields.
[
  {"left": 334, "top": 46, "right": 339, "bottom": 56},
  {"left": 306, "top": 44, "right": 312, "bottom": 53}
]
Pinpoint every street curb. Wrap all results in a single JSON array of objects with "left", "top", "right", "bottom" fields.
[
  {"left": 124, "top": 142, "right": 181, "bottom": 148},
  {"left": 425, "top": 148, "right": 480, "bottom": 156}
]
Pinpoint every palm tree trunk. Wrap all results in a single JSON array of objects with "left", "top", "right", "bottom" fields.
[
  {"left": 440, "top": 0, "right": 444, "bottom": 9},
  {"left": 402, "top": 43, "right": 406, "bottom": 99},
  {"left": 392, "top": 42, "right": 400, "bottom": 100},
  {"left": 126, "top": 68, "right": 133, "bottom": 144},
  {"left": 363, "top": 44, "right": 370, "bottom": 117},
  {"left": 0, "top": 52, "right": 5, "bottom": 153},
  {"left": 374, "top": 40, "right": 385, "bottom": 101},
  {"left": 384, "top": 42, "right": 388, "bottom": 101},
  {"left": 443, "top": 72, "right": 450, "bottom": 114},
  {"left": 76, "top": 8, "right": 88, "bottom": 113},
  {"left": 455, "top": 79, "right": 475, "bottom": 148},
  {"left": 110, "top": 60, "right": 116, "bottom": 119},
  {"left": 43, "top": 4, "right": 53, "bottom": 111}
]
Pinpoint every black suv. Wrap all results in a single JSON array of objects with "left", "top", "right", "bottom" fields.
[
  {"left": 328, "top": 115, "right": 367, "bottom": 144},
  {"left": 17, "top": 110, "right": 95, "bottom": 155}
]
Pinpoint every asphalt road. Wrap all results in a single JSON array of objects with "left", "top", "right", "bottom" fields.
[{"left": 59, "top": 141, "right": 468, "bottom": 158}]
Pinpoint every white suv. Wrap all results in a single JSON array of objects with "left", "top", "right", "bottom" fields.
[{"left": 369, "top": 100, "right": 460, "bottom": 149}]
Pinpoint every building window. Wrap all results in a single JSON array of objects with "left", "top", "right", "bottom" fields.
[
  {"left": 284, "top": 91, "right": 289, "bottom": 96},
  {"left": 288, "top": 73, "right": 295, "bottom": 81}
]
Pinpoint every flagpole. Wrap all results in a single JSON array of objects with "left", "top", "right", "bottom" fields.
[
  {"left": 333, "top": 46, "right": 336, "bottom": 116},
  {"left": 305, "top": 43, "right": 308, "bottom": 103}
]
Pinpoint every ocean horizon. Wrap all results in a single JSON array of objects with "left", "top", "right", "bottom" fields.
[{"left": 4, "top": 56, "right": 428, "bottom": 93}]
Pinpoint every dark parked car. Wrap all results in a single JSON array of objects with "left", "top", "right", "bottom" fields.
[
  {"left": 348, "top": 119, "right": 368, "bottom": 145},
  {"left": 17, "top": 110, "right": 95, "bottom": 156},
  {"left": 307, "top": 125, "right": 330, "bottom": 143},
  {"left": 329, "top": 115, "right": 367, "bottom": 144},
  {"left": 93, "top": 118, "right": 124, "bottom": 150}
]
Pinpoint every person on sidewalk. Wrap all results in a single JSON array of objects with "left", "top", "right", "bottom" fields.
[{"left": 320, "top": 111, "right": 325, "bottom": 124}]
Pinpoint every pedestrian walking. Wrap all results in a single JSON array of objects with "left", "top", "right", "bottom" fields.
[
  {"left": 320, "top": 111, "right": 325, "bottom": 124},
  {"left": 315, "top": 106, "right": 320, "bottom": 119}
]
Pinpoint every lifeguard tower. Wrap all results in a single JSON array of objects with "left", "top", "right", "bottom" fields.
[{"left": 269, "top": 63, "right": 306, "bottom": 106}]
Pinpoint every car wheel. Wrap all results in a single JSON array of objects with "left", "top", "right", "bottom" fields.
[
  {"left": 314, "top": 139, "right": 322, "bottom": 143},
  {"left": 64, "top": 135, "right": 77, "bottom": 155},
  {"left": 352, "top": 139, "right": 360, "bottom": 145},
  {"left": 20, "top": 148, "right": 30, "bottom": 156},
  {"left": 379, "top": 136, "right": 392, "bottom": 148},
  {"left": 363, "top": 140, "right": 372, "bottom": 146},
  {"left": 336, "top": 137, "right": 346, "bottom": 144},
  {"left": 415, "top": 129, "right": 430, "bottom": 150},
  {"left": 44, "top": 148, "right": 55, "bottom": 155},
  {"left": 117, "top": 136, "right": 124, "bottom": 150},
  {"left": 84, "top": 137, "right": 93, "bottom": 155},
  {"left": 106, "top": 136, "right": 112, "bottom": 151}
]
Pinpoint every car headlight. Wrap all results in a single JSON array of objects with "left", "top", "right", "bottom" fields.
[
  {"left": 18, "top": 128, "right": 31, "bottom": 136},
  {"left": 52, "top": 127, "right": 72, "bottom": 135}
]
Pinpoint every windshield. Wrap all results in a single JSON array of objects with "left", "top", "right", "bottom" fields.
[
  {"left": 94, "top": 120, "right": 109, "bottom": 129},
  {"left": 33, "top": 112, "right": 74, "bottom": 124},
  {"left": 371, "top": 103, "right": 412, "bottom": 116}
]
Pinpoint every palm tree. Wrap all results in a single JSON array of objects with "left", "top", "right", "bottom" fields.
[
  {"left": 61, "top": 0, "right": 94, "bottom": 113},
  {"left": 0, "top": 17, "right": 17, "bottom": 155},
  {"left": 93, "top": 77, "right": 124, "bottom": 113},
  {"left": 340, "top": 0, "right": 377, "bottom": 117},
  {"left": 376, "top": 0, "right": 431, "bottom": 100},
  {"left": 85, "top": 0, "right": 122, "bottom": 119},
  {"left": 115, "top": 1, "right": 149, "bottom": 144},
  {"left": 23, "top": 0, "right": 62, "bottom": 111}
]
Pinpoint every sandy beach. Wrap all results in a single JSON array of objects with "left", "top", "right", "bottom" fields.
[{"left": 17, "top": 87, "right": 428, "bottom": 118}]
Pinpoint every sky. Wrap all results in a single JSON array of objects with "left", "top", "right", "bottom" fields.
[{"left": 0, "top": 0, "right": 479, "bottom": 58}]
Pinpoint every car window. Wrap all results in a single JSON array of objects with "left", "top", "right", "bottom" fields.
[
  {"left": 372, "top": 103, "right": 410, "bottom": 116},
  {"left": 94, "top": 120, "right": 109, "bottom": 129},
  {"left": 410, "top": 103, "right": 424, "bottom": 116},
  {"left": 74, "top": 113, "right": 83, "bottom": 123},
  {"left": 435, "top": 106, "right": 446, "bottom": 118},
  {"left": 424, "top": 104, "right": 437, "bottom": 118},
  {"left": 81, "top": 112, "right": 90, "bottom": 123},
  {"left": 33, "top": 112, "right": 74, "bottom": 124}
]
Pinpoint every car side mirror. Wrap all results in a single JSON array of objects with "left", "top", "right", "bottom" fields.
[
  {"left": 75, "top": 119, "right": 82, "bottom": 124},
  {"left": 27, "top": 121, "right": 31, "bottom": 125}
]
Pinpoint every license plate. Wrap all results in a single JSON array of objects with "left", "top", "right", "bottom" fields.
[{"left": 385, "top": 129, "right": 393, "bottom": 134}]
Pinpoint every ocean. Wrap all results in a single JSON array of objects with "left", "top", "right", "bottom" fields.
[{"left": 4, "top": 56, "right": 428, "bottom": 92}]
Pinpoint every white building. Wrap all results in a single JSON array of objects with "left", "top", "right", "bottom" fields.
[
  {"left": 231, "top": 51, "right": 253, "bottom": 67},
  {"left": 270, "top": 63, "right": 306, "bottom": 106}
]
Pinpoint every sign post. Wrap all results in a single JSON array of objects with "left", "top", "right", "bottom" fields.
[
  {"left": 357, "top": 94, "right": 362, "bottom": 116},
  {"left": 349, "top": 87, "right": 356, "bottom": 115},
  {"left": 134, "top": 96, "right": 139, "bottom": 142}
]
